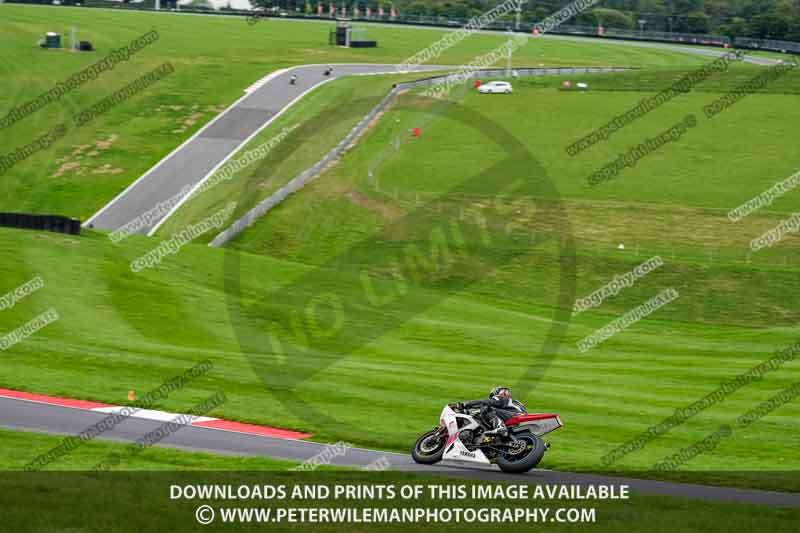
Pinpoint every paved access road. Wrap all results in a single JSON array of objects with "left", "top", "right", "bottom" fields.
[{"left": 2, "top": 397, "right": 798, "bottom": 508}]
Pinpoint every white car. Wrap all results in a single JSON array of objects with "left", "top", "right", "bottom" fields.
[{"left": 478, "top": 81, "right": 513, "bottom": 94}]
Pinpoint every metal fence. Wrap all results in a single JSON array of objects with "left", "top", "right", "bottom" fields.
[
  {"left": 556, "top": 24, "right": 731, "bottom": 47},
  {"left": 208, "top": 84, "right": 400, "bottom": 247},
  {"left": 209, "top": 66, "right": 627, "bottom": 247},
  {"left": 734, "top": 37, "right": 800, "bottom": 55}
]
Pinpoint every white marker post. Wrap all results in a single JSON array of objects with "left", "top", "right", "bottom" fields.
[{"left": 506, "top": 30, "right": 513, "bottom": 77}]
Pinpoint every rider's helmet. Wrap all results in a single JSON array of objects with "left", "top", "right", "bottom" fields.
[{"left": 490, "top": 386, "right": 511, "bottom": 399}]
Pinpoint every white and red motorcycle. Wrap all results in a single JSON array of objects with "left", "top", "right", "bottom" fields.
[{"left": 412, "top": 403, "right": 563, "bottom": 473}]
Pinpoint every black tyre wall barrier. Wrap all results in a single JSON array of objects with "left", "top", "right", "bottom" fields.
[{"left": 0, "top": 213, "right": 81, "bottom": 236}]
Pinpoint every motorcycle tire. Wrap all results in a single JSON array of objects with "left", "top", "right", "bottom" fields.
[
  {"left": 496, "top": 432, "right": 546, "bottom": 474},
  {"left": 411, "top": 430, "right": 446, "bottom": 465}
]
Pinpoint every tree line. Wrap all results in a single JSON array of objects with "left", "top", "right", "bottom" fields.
[{"left": 252, "top": 0, "right": 800, "bottom": 42}]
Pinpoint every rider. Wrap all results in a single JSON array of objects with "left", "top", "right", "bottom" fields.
[
  {"left": 290, "top": 74, "right": 298, "bottom": 85},
  {"left": 458, "top": 387, "right": 526, "bottom": 437}
]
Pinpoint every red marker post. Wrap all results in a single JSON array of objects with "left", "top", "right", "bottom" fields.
[{"left": 412, "top": 127, "right": 421, "bottom": 137}]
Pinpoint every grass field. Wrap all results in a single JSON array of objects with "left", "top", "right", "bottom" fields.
[
  {"left": 0, "top": 4, "right": 709, "bottom": 219},
  {"left": 1, "top": 3, "right": 799, "bottom": 494},
  {"left": 215, "top": 64, "right": 800, "bottom": 481}
]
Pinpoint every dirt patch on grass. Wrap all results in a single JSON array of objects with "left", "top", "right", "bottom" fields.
[
  {"left": 344, "top": 190, "right": 403, "bottom": 220},
  {"left": 159, "top": 103, "right": 210, "bottom": 134},
  {"left": 91, "top": 164, "right": 124, "bottom": 175},
  {"left": 52, "top": 162, "right": 81, "bottom": 178},
  {"left": 52, "top": 134, "right": 122, "bottom": 178},
  {"left": 206, "top": 104, "right": 227, "bottom": 114}
]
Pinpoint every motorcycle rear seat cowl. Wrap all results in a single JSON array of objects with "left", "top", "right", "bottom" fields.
[{"left": 506, "top": 413, "right": 561, "bottom": 426}]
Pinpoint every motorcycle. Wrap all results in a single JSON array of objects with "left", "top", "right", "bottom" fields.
[{"left": 411, "top": 403, "right": 563, "bottom": 473}]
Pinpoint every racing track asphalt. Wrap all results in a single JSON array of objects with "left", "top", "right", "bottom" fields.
[
  {"left": 1, "top": 397, "right": 798, "bottom": 508},
  {"left": 83, "top": 63, "right": 452, "bottom": 235}
]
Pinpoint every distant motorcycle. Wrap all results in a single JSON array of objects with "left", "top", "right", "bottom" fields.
[
  {"left": 290, "top": 75, "right": 298, "bottom": 85},
  {"left": 246, "top": 10, "right": 268, "bottom": 26},
  {"left": 324, "top": 67, "right": 333, "bottom": 76},
  {"left": 412, "top": 403, "right": 563, "bottom": 473}
]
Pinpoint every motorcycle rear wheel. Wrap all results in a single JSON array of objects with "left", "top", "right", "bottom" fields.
[
  {"left": 411, "top": 430, "right": 445, "bottom": 465},
  {"left": 496, "top": 432, "right": 546, "bottom": 474}
]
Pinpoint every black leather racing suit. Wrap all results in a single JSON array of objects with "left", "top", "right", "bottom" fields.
[{"left": 462, "top": 396, "right": 527, "bottom": 433}]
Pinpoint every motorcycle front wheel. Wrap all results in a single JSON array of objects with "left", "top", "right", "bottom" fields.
[
  {"left": 411, "top": 430, "right": 446, "bottom": 465},
  {"left": 496, "top": 432, "right": 546, "bottom": 474}
]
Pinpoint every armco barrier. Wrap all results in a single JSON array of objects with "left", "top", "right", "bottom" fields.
[
  {"left": 0, "top": 213, "right": 81, "bottom": 235},
  {"left": 734, "top": 37, "right": 800, "bottom": 56},
  {"left": 208, "top": 66, "right": 627, "bottom": 247}
]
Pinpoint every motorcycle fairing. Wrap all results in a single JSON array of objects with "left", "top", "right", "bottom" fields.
[{"left": 439, "top": 405, "right": 491, "bottom": 465}]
